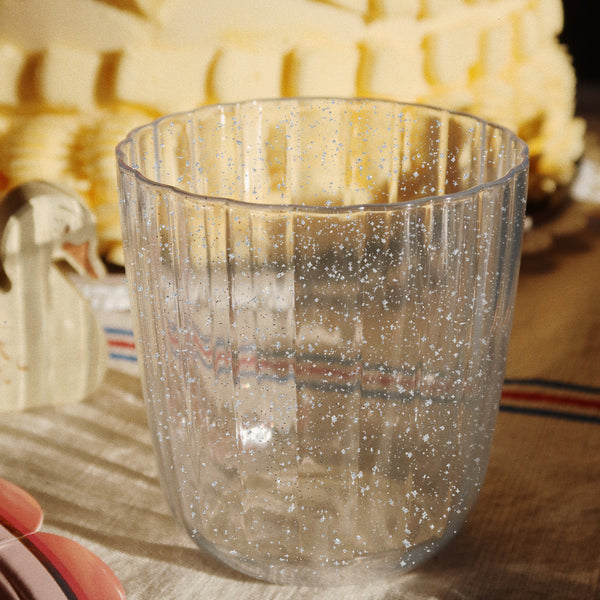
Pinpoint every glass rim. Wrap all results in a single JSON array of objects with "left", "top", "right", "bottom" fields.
[{"left": 116, "top": 97, "right": 529, "bottom": 214}]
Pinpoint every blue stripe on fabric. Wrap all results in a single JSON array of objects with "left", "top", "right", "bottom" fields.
[
  {"left": 504, "top": 378, "right": 600, "bottom": 396},
  {"left": 499, "top": 404, "right": 600, "bottom": 424},
  {"left": 104, "top": 327, "right": 135, "bottom": 337},
  {"left": 109, "top": 353, "right": 138, "bottom": 362}
]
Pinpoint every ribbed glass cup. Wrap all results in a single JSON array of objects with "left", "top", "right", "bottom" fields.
[{"left": 116, "top": 98, "right": 528, "bottom": 586}]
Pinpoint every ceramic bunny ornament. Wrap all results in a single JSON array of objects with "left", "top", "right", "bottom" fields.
[{"left": 0, "top": 181, "right": 107, "bottom": 411}]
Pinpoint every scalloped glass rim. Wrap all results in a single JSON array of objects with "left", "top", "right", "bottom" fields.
[{"left": 116, "top": 96, "right": 529, "bottom": 214}]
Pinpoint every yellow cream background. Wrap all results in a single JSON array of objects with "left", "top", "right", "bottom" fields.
[{"left": 0, "top": 0, "right": 585, "bottom": 263}]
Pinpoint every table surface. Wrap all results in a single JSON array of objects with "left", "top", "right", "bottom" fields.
[{"left": 1, "top": 105, "right": 599, "bottom": 599}]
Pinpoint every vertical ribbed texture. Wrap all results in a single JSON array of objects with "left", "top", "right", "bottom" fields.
[{"left": 117, "top": 98, "right": 528, "bottom": 585}]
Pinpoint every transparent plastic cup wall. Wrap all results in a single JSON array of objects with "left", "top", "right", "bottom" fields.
[{"left": 116, "top": 98, "right": 528, "bottom": 586}]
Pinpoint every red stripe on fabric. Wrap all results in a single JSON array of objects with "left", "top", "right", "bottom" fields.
[
  {"left": 107, "top": 340, "right": 136, "bottom": 350},
  {"left": 502, "top": 389, "right": 600, "bottom": 411}
]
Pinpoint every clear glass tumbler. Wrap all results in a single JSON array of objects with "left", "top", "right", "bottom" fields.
[{"left": 116, "top": 98, "right": 528, "bottom": 586}]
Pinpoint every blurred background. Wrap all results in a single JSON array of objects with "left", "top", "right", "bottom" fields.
[{"left": 561, "top": 1, "right": 600, "bottom": 89}]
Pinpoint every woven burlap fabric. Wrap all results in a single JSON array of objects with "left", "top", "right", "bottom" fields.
[{"left": 507, "top": 213, "right": 600, "bottom": 389}]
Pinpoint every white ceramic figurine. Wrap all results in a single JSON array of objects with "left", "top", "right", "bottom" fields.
[{"left": 0, "top": 181, "right": 107, "bottom": 411}]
